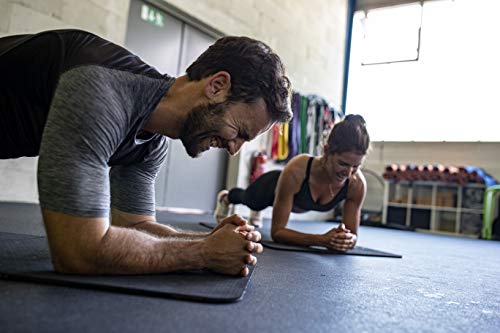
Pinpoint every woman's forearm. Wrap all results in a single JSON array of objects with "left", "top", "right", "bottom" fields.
[{"left": 271, "top": 228, "right": 324, "bottom": 247}]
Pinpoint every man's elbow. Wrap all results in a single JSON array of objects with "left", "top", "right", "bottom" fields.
[
  {"left": 50, "top": 249, "right": 100, "bottom": 275},
  {"left": 42, "top": 209, "right": 110, "bottom": 274}
]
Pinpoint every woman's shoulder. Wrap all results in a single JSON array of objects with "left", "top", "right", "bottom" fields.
[
  {"left": 282, "top": 154, "right": 312, "bottom": 183},
  {"left": 347, "top": 170, "right": 367, "bottom": 197},
  {"left": 287, "top": 154, "right": 314, "bottom": 167},
  {"left": 285, "top": 154, "right": 313, "bottom": 172}
]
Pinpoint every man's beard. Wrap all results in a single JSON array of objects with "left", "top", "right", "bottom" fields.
[{"left": 179, "top": 101, "right": 227, "bottom": 158}]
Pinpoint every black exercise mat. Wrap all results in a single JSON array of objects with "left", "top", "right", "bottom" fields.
[
  {"left": 0, "top": 231, "right": 43, "bottom": 241},
  {"left": 199, "top": 222, "right": 402, "bottom": 258},
  {"left": 260, "top": 240, "right": 402, "bottom": 258},
  {"left": 0, "top": 233, "right": 253, "bottom": 303}
]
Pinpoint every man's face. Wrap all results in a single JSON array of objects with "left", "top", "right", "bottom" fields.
[{"left": 179, "top": 98, "right": 274, "bottom": 158}]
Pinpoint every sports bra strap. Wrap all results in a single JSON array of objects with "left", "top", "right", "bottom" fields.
[{"left": 304, "top": 157, "right": 314, "bottom": 182}]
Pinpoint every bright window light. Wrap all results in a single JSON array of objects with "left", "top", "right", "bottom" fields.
[
  {"left": 347, "top": 0, "right": 500, "bottom": 142},
  {"left": 361, "top": 3, "right": 422, "bottom": 64}
]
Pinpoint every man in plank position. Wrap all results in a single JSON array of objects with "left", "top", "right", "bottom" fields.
[{"left": 0, "top": 29, "right": 292, "bottom": 276}]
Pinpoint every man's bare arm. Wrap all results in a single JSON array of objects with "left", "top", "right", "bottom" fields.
[
  {"left": 43, "top": 208, "right": 262, "bottom": 275},
  {"left": 111, "top": 209, "right": 260, "bottom": 242},
  {"left": 111, "top": 208, "right": 206, "bottom": 238}
]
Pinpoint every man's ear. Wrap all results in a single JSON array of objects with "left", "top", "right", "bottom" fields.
[{"left": 204, "top": 71, "right": 231, "bottom": 103}]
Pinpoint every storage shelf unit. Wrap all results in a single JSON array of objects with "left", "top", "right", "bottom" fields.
[{"left": 382, "top": 181, "right": 485, "bottom": 238}]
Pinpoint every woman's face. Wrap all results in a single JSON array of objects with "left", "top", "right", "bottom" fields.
[{"left": 325, "top": 151, "right": 365, "bottom": 186}]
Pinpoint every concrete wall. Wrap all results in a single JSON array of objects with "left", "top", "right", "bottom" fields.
[
  {"left": 0, "top": 0, "right": 349, "bottom": 210},
  {"left": 165, "top": 0, "right": 348, "bottom": 101},
  {"left": 0, "top": 0, "right": 129, "bottom": 42}
]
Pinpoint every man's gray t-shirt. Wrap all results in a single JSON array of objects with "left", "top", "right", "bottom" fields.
[{"left": 0, "top": 30, "right": 175, "bottom": 217}]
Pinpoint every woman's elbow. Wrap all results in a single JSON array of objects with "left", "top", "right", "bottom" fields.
[{"left": 271, "top": 227, "right": 285, "bottom": 242}]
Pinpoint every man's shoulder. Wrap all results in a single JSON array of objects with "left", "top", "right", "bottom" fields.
[
  {"left": 58, "top": 65, "right": 172, "bottom": 102},
  {"left": 49, "top": 66, "right": 171, "bottom": 152}
]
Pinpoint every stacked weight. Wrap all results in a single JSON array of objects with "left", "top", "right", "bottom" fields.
[{"left": 383, "top": 164, "right": 487, "bottom": 185}]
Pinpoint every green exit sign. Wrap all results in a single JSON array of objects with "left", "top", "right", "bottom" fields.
[{"left": 140, "top": 4, "right": 165, "bottom": 27}]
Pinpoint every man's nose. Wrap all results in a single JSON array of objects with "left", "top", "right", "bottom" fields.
[{"left": 227, "top": 139, "right": 245, "bottom": 155}]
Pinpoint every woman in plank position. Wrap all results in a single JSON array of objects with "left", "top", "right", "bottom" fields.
[{"left": 214, "top": 114, "right": 369, "bottom": 252}]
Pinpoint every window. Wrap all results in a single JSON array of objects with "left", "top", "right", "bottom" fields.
[
  {"left": 361, "top": 3, "right": 422, "bottom": 65},
  {"left": 347, "top": 0, "right": 500, "bottom": 141}
]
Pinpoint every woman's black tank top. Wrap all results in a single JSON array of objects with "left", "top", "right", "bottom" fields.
[{"left": 293, "top": 157, "right": 349, "bottom": 212}]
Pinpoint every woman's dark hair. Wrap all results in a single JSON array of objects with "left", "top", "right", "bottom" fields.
[
  {"left": 186, "top": 36, "right": 292, "bottom": 123},
  {"left": 326, "top": 114, "right": 370, "bottom": 155}
]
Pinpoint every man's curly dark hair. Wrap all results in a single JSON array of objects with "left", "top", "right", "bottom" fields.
[{"left": 186, "top": 36, "right": 292, "bottom": 123}]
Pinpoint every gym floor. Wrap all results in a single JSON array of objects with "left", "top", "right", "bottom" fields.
[{"left": 0, "top": 202, "right": 499, "bottom": 332}]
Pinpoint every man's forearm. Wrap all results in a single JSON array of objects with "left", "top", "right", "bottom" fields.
[
  {"left": 130, "top": 221, "right": 209, "bottom": 239},
  {"left": 93, "top": 226, "right": 206, "bottom": 274},
  {"left": 169, "top": 229, "right": 209, "bottom": 239}
]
